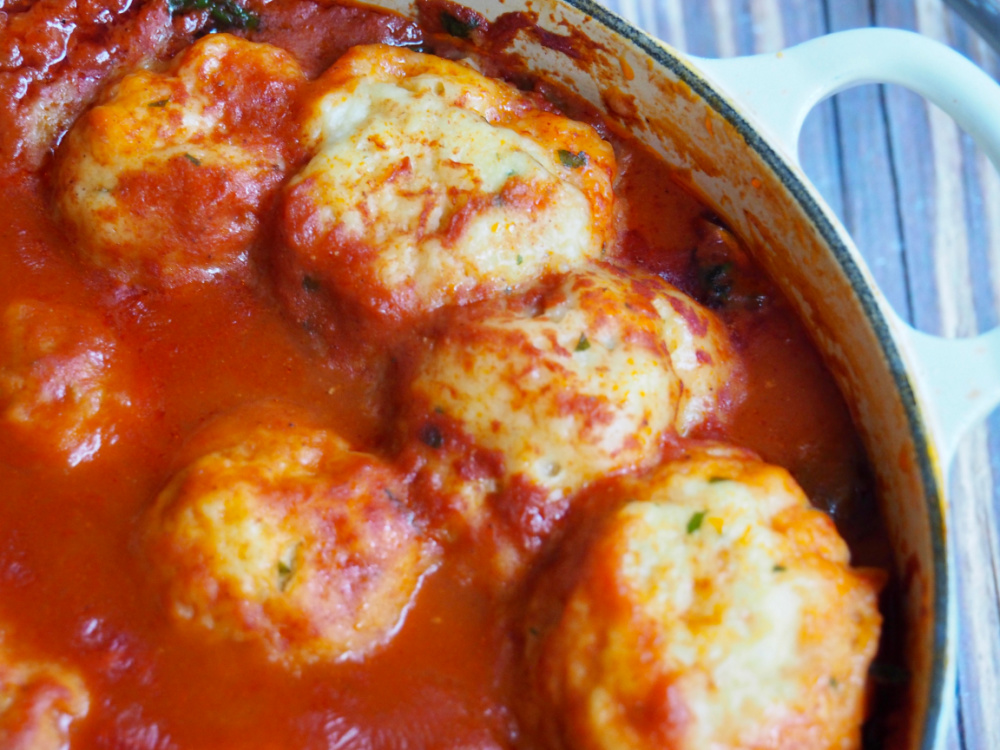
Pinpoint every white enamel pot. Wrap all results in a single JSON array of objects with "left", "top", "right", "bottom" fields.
[{"left": 373, "top": 1, "right": 1000, "bottom": 747}]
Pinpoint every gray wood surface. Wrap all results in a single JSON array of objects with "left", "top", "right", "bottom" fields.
[{"left": 595, "top": 1, "right": 1000, "bottom": 747}]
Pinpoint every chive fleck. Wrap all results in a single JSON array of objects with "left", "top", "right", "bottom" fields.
[
  {"left": 687, "top": 510, "right": 707, "bottom": 534},
  {"left": 558, "top": 149, "right": 588, "bottom": 169},
  {"left": 276, "top": 560, "right": 294, "bottom": 591},
  {"left": 183, "top": 153, "right": 201, "bottom": 166},
  {"left": 575, "top": 333, "right": 590, "bottom": 352},
  {"left": 516, "top": 254, "right": 523, "bottom": 265}
]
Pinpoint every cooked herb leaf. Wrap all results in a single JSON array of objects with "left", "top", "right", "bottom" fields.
[
  {"left": 441, "top": 11, "right": 479, "bottom": 38},
  {"left": 148, "top": 98, "right": 170, "bottom": 108},
  {"left": 276, "top": 559, "right": 294, "bottom": 591},
  {"left": 516, "top": 254, "right": 523, "bottom": 266},
  {"left": 708, "top": 476, "right": 729, "bottom": 484},
  {"left": 558, "top": 149, "right": 588, "bottom": 169},
  {"left": 575, "top": 333, "right": 590, "bottom": 352},
  {"left": 773, "top": 564, "right": 786, "bottom": 572},
  {"left": 686, "top": 510, "right": 707, "bottom": 534},
  {"left": 183, "top": 153, "right": 201, "bottom": 166},
  {"left": 168, "top": 0, "right": 259, "bottom": 30},
  {"left": 700, "top": 261, "right": 734, "bottom": 307}
]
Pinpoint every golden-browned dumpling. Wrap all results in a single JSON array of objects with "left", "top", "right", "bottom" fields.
[
  {"left": 0, "top": 300, "right": 136, "bottom": 467},
  {"left": 0, "top": 635, "right": 89, "bottom": 750},
  {"left": 145, "top": 418, "right": 438, "bottom": 666},
  {"left": 278, "top": 43, "right": 616, "bottom": 332},
  {"left": 528, "top": 447, "right": 883, "bottom": 750},
  {"left": 55, "top": 34, "right": 306, "bottom": 288},
  {"left": 403, "top": 264, "right": 741, "bottom": 577}
]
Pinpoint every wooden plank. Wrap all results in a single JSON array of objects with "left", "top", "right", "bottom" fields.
[
  {"left": 748, "top": 0, "right": 785, "bottom": 51},
  {"left": 776, "top": 1, "right": 846, "bottom": 224},
  {"left": 681, "top": 0, "right": 721, "bottom": 57},
  {"left": 708, "top": 0, "right": 738, "bottom": 57},
  {"left": 874, "top": 1, "right": 943, "bottom": 332},
  {"left": 823, "top": 0, "right": 913, "bottom": 320}
]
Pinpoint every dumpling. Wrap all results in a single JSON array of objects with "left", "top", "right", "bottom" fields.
[
  {"left": 526, "top": 446, "right": 883, "bottom": 750},
  {"left": 0, "top": 635, "right": 89, "bottom": 750},
  {"left": 277, "top": 43, "right": 616, "bottom": 335},
  {"left": 402, "top": 264, "right": 742, "bottom": 578},
  {"left": 0, "top": 299, "right": 137, "bottom": 467},
  {"left": 55, "top": 34, "right": 306, "bottom": 288},
  {"left": 145, "top": 413, "right": 438, "bottom": 666}
]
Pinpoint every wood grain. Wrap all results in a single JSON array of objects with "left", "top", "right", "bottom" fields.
[{"left": 594, "top": 1, "right": 1000, "bottom": 748}]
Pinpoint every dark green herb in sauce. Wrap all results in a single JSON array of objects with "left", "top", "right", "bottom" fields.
[
  {"left": 440, "top": 11, "right": 479, "bottom": 39},
  {"left": 168, "top": 0, "right": 259, "bottom": 30}
]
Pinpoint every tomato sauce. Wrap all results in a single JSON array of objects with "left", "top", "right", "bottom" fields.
[{"left": 0, "top": 2, "right": 889, "bottom": 748}]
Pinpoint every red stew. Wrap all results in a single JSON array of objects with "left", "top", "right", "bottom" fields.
[{"left": 0, "top": 2, "right": 888, "bottom": 748}]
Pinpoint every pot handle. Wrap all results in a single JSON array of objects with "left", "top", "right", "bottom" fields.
[{"left": 693, "top": 29, "right": 1000, "bottom": 464}]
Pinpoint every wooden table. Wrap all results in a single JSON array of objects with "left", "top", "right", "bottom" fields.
[{"left": 594, "top": 1, "right": 1000, "bottom": 747}]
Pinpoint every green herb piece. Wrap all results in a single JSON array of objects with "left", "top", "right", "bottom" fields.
[
  {"left": 183, "top": 153, "right": 201, "bottom": 166},
  {"left": 440, "top": 11, "right": 479, "bottom": 38},
  {"left": 708, "top": 476, "right": 729, "bottom": 484},
  {"left": 575, "top": 333, "right": 590, "bottom": 352},
  {"left": 168, "top": 0, "right": 259, "bottom": 30},
  {"left": 773, "top": 564, "right": 786, "bottom": 572},
  {"left": 148, "top": 98, "right": 170, "bottom": 108},
  {"left": 558, "top": 149, "right": 588, "bottom": 169},
  {"left": 829, "top": 677, "right": 839, "bottom": 688},
  {"left": 276, "top": 560, "right": 294, "bottom": 591},
  {"left": 516, "top": 254, "right": 523, "bottom": 265},
  {"left": 301, "top": 275, "right": 320, "bottom": 292},
  {"left": 686, "top": 510, "right": 707, "bottom": 534},
  {"left": 700, "top": 261, "right": 734, "bottom": 307}
]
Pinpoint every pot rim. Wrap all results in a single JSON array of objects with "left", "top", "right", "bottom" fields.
[{"left": 550, "top": 1, "right": 949, "bottom": 746}]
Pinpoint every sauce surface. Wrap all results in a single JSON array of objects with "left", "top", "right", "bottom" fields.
[{"left": 0, "top": 2, "right": 886, "bottom": 748}]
